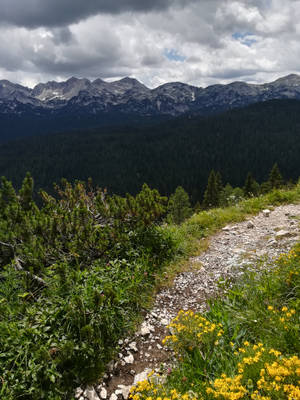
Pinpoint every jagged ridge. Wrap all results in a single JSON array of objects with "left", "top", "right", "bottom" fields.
[{"left": 1, "top": 74, "right": 300, "bottom": 117}]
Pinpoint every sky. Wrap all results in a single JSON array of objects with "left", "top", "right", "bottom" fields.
[{"left": 0, "top": 0, "right": 299, "bottom": 88}]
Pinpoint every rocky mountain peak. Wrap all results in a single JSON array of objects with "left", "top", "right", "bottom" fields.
[
  {"left": 155, "top": 81, "right": 197, "bottom": 91},
  {"left": 1, "top": 73, "right": 300, "bottom": 117},
  {"left": 110, "top": 77, "right": 150, "bottom": 93},
  {"left": 32, "top": 77, "right": 92, "bottom": 102},
  {"left": 117, "top": 77, "right": 146, "bottom": 86},
  {"left": 92, "top": 78, "right": 106, "bottom": 85},
  {"left": 66, "top": 76, "right": 81, "bottom": 83},
  {"left": 0, "top": 80, "right": 31, "bottom": 103},
  {"left": 0, "top": 79, "right": 15, "bottom": 87},
  {"left": 271, "top": 74, "right": 300, "bottom": 87}
]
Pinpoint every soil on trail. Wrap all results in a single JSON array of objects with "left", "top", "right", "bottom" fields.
[{"left": 77, "top": 204, "right": 300, "bottom": 400}]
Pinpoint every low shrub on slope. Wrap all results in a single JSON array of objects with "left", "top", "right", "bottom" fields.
[{"left": 0, "top": 175, "right": 176, "bottom": 399}]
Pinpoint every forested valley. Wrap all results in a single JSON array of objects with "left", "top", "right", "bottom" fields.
[{"left": 1, "top": 99, "right": 300, "bottom": 204}]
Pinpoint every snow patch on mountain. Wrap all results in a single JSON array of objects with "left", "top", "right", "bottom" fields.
[{"left": 1, "top": 74, "right": 300, "bottom": 117}]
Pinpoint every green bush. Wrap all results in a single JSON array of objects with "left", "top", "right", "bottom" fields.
[
  {"left": 167, "top": 186, "right": 193, "bottom": 224},
  {"left": 0, "top": 176, "right": 176, "bottom": 399}
]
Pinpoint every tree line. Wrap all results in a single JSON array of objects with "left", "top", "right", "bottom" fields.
[{"left": 167, "top": 163, "right": 285, "bottom": 224}]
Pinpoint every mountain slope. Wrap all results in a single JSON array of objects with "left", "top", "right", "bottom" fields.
[
  {"left": 1, "top": 99, "right": 300, "bottom": 201},
  {"left": 1, "top": 74, "right": 300, "bottom": 141}
]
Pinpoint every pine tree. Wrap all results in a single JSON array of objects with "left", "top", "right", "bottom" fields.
[
  {"left": 243, "top": 172, "right": 259, "bottom": 197},
  {"left": 203, "top": 170, "right": 219, "bottom": 209},
  {"left": 194, "top": 201, "right": 202, "bottom": 213},
  {"left": 167, "top": 186, "right": 192, "bottom": 224},
  {"left": 260, "top": 181, "right": 272, "bottom": 194},
  {"left": 219, "top": 183, "right": 233, "bottom": 206},
  {"left": 269, "top": 163, "right": 283, "bottom": 189},
  {"left": 0, "top": 176, "right": 17, "bottom": 210},
  {"left": 19, "top": 172, "right": 34, "bottom": 211},
  {"left": 215, "top": 171, "right": 223, "bottom": 199}
]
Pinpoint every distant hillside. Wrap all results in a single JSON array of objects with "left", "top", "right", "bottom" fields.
[
  {"left": 1, "top": 99, "right": 300, "bottom": 202},
  {"left": 1, "top": 74, "right": 300, "bottom": 141}
]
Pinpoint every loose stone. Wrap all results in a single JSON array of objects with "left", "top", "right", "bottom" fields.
[
  {"left": 140, "top": 322, "right": 153, "bottom": 336},
  {"left": 129, "top": 342, "right": 138, "bottom": 352},
  {"left": 133, "top": 369, "right": 152, "bottom": 385},
  {"left": 124, "top": 353, "right": 134, "bottom": 364},
  {"left": 247, "top": 220, "right": 255, "bottom": 229},
  {"left": 84, "top": 386, "right": 100, "bottom": 400},
  {"left": 117, "top": 385, "right": 131, "bottom": 400},
  {"left": 100, "top": 388, "right": 107, "bottom": 400},
  {"left": 275, "top": 230, "right": 292, "bottom": 239},
  {"left": 110, "top": 394, "right": 118, "bottom": 400},
  {"left": 75, "top": 387, "right": 83, "bottom": 399}
]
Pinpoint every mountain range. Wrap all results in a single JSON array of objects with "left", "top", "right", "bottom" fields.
[{"left": 1, "top": 74, "right": 300, "bottom": 141}]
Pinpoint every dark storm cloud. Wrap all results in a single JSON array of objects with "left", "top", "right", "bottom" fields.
[
  {"left": 208, "top": 68, "right": 258, "bottom": 80},
  {"left": 0, "top": 0, "right": 194, "bottom": 28},
  {"left": 51, "top": 28, "right": 75, "bottom": 45},
  {"left": 32, "top": 46, "right": 125, "bottom": 76}
]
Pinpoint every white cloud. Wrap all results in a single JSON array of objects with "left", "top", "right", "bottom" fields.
[{"left": 0, "top": 0, "right": 299, "bottom": 88}]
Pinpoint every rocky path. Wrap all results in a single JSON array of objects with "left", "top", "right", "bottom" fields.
[{"left": 75, "top": 204, "right": 300, "bottom": 400}]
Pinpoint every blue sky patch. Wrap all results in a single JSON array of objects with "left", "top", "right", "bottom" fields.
[
  {"left": 164, "top": 48, "right": 186, "bottom": 62},
  {"left": 232, "top": 32, "right": 257, "bottom": 47}
]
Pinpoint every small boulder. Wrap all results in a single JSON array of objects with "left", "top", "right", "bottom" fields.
[
  {"left": 275, "top": 230, "right": 292, "bottom": 239},
  {"left": 124, "top": 353, "right": 134, "bottom": 364},
  {"left": 263, "top": 209, "right": 271, "bottom": 217},
  {"left": 84, "top": 386, "right": 100, "bottom": 400},
  {"left": 133, "top": 368, "right": 152, "bottom": 385},
  {"left": 247, "top": 220, "right": 255, "bottom": 229},
  {"left": 222, "top": 226, "right": 231, "bottom": 232},
  {"left": 139, "top": 322, "right": 153, "bottom": 336},
  {"left": 160, "top": 318, "right": 169, "bottom": 326},
  {"left": 100, "top": 387, "right": 107, "bottom": 400},
  {"left": 117, "top": 385, "right": 131, "bottom": 400},
  {"left": 75, "top": 387, "right": 83, "bottom": 399},
  {"left": 129, "top": 342, "right": 138, "bottom": 352}
]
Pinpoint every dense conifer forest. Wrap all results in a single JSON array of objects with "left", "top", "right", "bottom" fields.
[{"left": 0, "top": 99, "right": 300, "bottom": 203}]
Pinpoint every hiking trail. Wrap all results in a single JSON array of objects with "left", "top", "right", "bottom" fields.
[{"left": 75, "top": 204, "right": 300, "bottom": 400}]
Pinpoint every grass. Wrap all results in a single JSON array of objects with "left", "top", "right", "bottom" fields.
[{"left": 130, "top": 243, "right": 300, "bottom": 399}]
